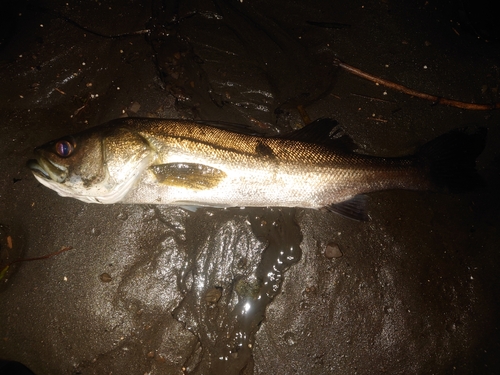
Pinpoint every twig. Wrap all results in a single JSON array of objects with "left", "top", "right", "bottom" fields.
[
  {"left": 297, "top": 104, "right": 312, "bottom": 125},
  {"left": 1, "top": 246, "right": 74, "bottom": 280},
  {"left": 366, "top": 117, "right": 388, "bottom": 123},
  {"left": 334, "top": 58, "right": 500, "bottom": 110},
  {"left": 350, "top": 93, "right": 395, "bottom": 104},
  {"left": 4, "top": 246, "right": 73, "bottom": 267}
]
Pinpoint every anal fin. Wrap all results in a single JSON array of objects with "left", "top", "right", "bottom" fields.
[{"left": 325, "top": 195, "right": 369, "bottom": 221}]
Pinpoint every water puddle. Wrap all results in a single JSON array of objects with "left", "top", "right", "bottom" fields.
[{"left": 173, "top": 207, "right": 302, "bottom": 374}]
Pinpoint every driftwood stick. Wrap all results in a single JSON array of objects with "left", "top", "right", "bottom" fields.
[{"left": 334, "top": 58, "right": 500, "bottom": 110}]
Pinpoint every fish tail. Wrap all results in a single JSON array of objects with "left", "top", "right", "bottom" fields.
[{"left": 417, "top": 127, "right": 487, "bottom": 192}]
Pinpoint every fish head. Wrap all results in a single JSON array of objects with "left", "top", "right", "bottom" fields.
[{"left": 28, "top": 126, "right": 153, "bottom": 203}]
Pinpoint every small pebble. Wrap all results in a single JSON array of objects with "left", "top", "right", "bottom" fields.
[
  {"left": 129, "top": 102, "right": 141, "bottom": 113},
  {"left": 116, "top": 212, "right": 128, "bottom": 221},
  {"left": 100, "top": 273, "right": 112, "bottom": 282},
  {"left": 325, "top": 243, "right": 343, "bottom": 259},
  {"left": 205, "top": 287, "right": 222, "bottom": 304}
]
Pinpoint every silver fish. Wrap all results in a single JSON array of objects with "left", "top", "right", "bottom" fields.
[{"left": 27, "top": 118, "right": 486, "bottom": 220}]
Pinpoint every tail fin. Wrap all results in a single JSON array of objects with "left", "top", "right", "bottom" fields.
[{"left": 417, "top": 127, "right": 487, "bottom": 192}]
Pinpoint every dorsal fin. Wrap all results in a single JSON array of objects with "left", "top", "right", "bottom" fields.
[{"left": 278, "top": 118, "right": 358, "bottom": 152}]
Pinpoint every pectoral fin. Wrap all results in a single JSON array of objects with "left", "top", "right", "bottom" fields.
[{"left": 150, "top": 163, "right": 226, "bottom": 190}]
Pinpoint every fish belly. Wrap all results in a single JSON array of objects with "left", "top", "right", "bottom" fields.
[{"left": 120, "top": 162, "right": 332, "bottom": 208}]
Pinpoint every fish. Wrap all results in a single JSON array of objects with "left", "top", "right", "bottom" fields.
[{"left": 27, "top": 117, "right": 486, "bottom": 220}]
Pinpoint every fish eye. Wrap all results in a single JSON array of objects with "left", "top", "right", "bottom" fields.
[{"left": 55, "top": 139, "right": 74, "bottom": 157}]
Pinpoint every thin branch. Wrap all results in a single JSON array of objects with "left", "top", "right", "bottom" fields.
[
  {"left": 9, "top": 246, "right": 74, "bottom": 264},
  {"left": 350, "top": 93, "right": 395, "bottom": 104},
  {"left": 1, "top": 246, "right": 74, "bottom": 280},
  {"left": 334, "top": 58, "right": 500, "bottom": 110},
  {"left": 297, "top": 104, "right": 312, "bottom": 125}
]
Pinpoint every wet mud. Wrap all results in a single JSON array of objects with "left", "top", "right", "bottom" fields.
[{"left": 1, "top": 0, "right": 500, "bottom": 374}]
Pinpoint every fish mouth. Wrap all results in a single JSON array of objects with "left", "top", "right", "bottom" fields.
[{"left": 27, "top": 157, "right": 68, "bottom": 183}]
